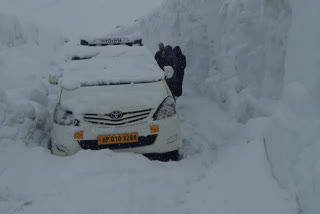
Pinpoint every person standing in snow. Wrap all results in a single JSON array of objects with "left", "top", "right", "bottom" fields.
[
  {"left": 173, "top": 46, "right": 186, "bottom": 97},
  {"left": 163, "top": 45, "right": 178, "bottom": 97},
  {"left": 154, "top": 43, "right": 166, "bottom": 70}
]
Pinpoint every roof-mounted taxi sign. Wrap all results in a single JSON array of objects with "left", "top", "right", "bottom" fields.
[{"left": 80, "top": 37, "right": 143, "bottom": 47}]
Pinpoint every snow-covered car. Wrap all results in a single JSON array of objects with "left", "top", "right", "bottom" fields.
[{"left": 49, "top": 37, "right": 182, "bottom": 160}]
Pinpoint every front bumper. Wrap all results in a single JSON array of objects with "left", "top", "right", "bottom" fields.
[
  {"left": 78, "top": 134, "right": 158, "bottom": 150},
  {"left": 50, "top": 115, "right": 182, "bottom": 156}
]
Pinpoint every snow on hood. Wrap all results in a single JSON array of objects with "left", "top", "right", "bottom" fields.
[
  {"left": 59, "top": 45, "right": 164, "bottom": 90},
  {"left": 61, "top": 80, "right": 167, "bottom": 115}
]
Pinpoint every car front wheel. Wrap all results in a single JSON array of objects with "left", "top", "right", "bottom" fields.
[{"left": 143, "top": 150, "right": 181, "bottom": 162}]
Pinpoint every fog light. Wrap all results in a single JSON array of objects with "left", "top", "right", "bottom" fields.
[
  {"left": 150, "top": 125, "right": 160, "bottom": 133},
  {"left": 74, "top": 130, "right": 84, "bottom": 139},
  {"left": 167, "top": 134, "right": 177, "bottom": 144}
]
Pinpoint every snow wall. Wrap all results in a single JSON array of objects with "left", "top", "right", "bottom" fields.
[
  {"left": 265, "top": 0, "right": 320, "bottom": 214},
  {"left": 0, "top": 13, "right": 28, "bottom": 128},
  {"left": 0, "top": 13, "right": 62, "bottom": 146},
  {"left": 116, "top": 0, "right": 291, "bottom": 123},
  {"left": 118, "top": 0, "right": 319, "bottom": 213}
]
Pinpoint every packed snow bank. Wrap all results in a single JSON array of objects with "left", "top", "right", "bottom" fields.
[
  {"left": 116, "top": 0, "right": 291, "bottom": 122},
  {"left": 266, "top": 1, "right": 320, "bottom": 213},
  {"left": 0, "top": 13, "right": 62, "bottom": 146},
  {"left": 0, "top": 87, "right": 50, "bottom": 146}
]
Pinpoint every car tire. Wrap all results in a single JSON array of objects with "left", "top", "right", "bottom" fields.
[
  {"left": 48, "top": 139, "right": 53, "bottom": 153},
  {"left": 143, "top": 150, "right": 182, "bottom": 162}
]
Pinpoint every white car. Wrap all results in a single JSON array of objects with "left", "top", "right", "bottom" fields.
[{"left": 49, "top": 37, "right": 182, "bottom": 160}]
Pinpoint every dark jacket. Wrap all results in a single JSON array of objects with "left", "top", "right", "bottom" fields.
[
  {"left": 173, "top": 46, "right": 186, "bottom": 96},
  {"left": 154, "top": 50, "right": 166, "bottom": 70},
  {"left": 175, "top": 53, "right": 186, "bottom": 81}
]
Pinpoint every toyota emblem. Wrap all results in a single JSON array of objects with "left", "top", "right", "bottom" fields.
[{"left": 110, "top": 111, "right": 123, "bottom": 120}]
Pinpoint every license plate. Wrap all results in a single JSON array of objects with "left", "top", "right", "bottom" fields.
[{"left": 97, "top": 133, "right": 139, "bottom": 145}]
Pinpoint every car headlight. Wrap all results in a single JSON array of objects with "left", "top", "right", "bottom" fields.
[
  {"left": 54, "top": 104, "right": 74, "bottom": 125},
  {"left": 153, "top": 97, "right": 176, "bottom": 120}
]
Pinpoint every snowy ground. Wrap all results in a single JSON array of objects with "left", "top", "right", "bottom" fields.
[
  {"left": 0, "top": 89, "right": 297, "bottom": 214},
  {"left": 0, "top": 0, "right": 300, "bottom": 213}
]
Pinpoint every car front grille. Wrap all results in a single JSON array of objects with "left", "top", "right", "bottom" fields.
[{"left": 83, "top": 109, "right": 152, "bottom": 126}]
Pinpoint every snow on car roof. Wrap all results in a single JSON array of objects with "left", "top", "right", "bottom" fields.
[{"left": 59, "top": 45, "right": 164, "bottom": 89}]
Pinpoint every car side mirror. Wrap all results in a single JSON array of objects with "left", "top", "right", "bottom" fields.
[
  {"left": 163, "top": 66, "right": 174, "bottom": 79},
  {"left": 48, "top": 73, "right": 63, "bottom": 85}
]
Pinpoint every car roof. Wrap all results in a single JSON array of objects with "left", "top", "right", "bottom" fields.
[{"left": 59, "top": 45, "right": 164, "bottom": 89}]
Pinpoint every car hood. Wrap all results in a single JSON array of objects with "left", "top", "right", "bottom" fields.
[{"left": 60, "top": 80, "right": 168, "bottom": 115}]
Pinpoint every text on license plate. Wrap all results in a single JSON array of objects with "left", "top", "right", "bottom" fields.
[{"left": 97, "top": 133, "right": 138, "bottom": 145}]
